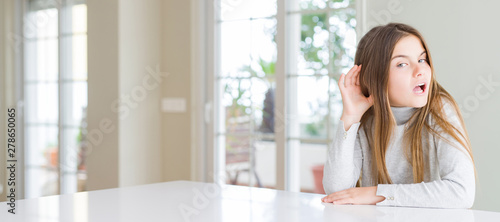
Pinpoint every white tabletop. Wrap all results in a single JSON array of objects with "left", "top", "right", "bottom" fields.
[{"left": 1, "top": 180, "right": 500, "bottom": 221}]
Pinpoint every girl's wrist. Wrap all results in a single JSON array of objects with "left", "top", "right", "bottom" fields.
[
  {"left": 341, "top": 114, "right": 361, "bottom": 124},
  {"left": 340, "top": 114, "right": 361, "bottom": 131}
]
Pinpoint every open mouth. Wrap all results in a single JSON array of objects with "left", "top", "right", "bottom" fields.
[{"left": 413, "top": 82, "right": 426, "bottom": 95}]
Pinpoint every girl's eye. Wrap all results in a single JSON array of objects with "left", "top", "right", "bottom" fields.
[
  {"left": 397, "top": 63, "right": 407, "bottom": 68},
  {"left": 418, "top": 59, "right": 427, "bottom": 63}
]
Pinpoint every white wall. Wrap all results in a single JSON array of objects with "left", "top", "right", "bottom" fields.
[
  {"left": 87, "top": 0, "right": 120, "bottom": 190},
  {"left": 118, "top": 0, "right": 162, "bottom": 187},
  {"left": 0, "top": 0, "right": 7, "bottom": 202},
  {"left": 364, "top": 0, "right": 500, "bottom": 212},
  {"left": 0, "top": 0, "right": 17, "bottom": 202},
  {"left": 161, "top": 0, "right": 192, "bottom": 182},
  {"left": 87, "top": 0, "right": 163, "bottom": 190}
]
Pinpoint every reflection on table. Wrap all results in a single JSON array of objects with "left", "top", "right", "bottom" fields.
[{"left": 1, "top": 181, "right": 499, "bottom": 222}]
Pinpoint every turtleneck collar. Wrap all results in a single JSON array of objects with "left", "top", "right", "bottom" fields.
[{"left": 391, "top": 106, "right": 417, "bottom": 125}]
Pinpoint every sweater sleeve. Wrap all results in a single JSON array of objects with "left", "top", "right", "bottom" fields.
[
  {"left": 323, "top": 120, "right": 364, "bottom": 194},
  {"left": 375, "top": 101, "right": 475, "bottom": 208}
]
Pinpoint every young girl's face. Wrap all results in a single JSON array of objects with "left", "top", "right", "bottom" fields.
[{"left": 388, "top": 35, "right": 432, "bottom": 107}]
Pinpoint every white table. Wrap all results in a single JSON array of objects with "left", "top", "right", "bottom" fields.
[{"left": 1, "top": 181, "right": 500, "bottom": 221}]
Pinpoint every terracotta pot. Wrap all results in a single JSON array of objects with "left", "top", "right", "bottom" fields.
[{"left": 47, "top": 147, "right": 58, "bottom": 167}]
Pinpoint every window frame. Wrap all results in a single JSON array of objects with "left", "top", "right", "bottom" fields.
[
  {"left": 197, "top": 0, "right": 367, "bottom": 191},
  {"left": 20, "top": 0, "right": 88, "bottom": 198}
]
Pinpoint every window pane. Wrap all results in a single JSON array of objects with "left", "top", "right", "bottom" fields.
[
  {"left": 220, "top": 77, "right": 275, "bottom": 134},
  {"left": 220, "top": 19, "right": 277, "bottom": 78},
  {"left": 61, "top": 35, "right": 88, "bottom": 81},
  {"left": 250, "top": 77, "right": 275, "bottom": 133},
  {"left": 26, "top": 167, "right": 58, "bottom": 198},
  {"left": 329, "top": 77, "right": 342, "bottom": 136},
  {"left": 25, "top": 38, "right": 59, "bottom": 82},
  {"left": 328, "top": 0, "right": 353, "bottom": 9},
  {"left": 60, "top": 126, "right": 82, "bottom": 194},
  {"left": 61, "top": 172, "right": 78, "bottom": 195},
  {"left": 304, "top": 142, "right": 328, "bottom": 194},
  {"left": 288, "top": 76, "right": 330, "bottom": 139},
  {"left": 24, "top": 40, "right": 37, "bottom": 81},
  {"left": 25, "top": 125, "right": 58, "bottom": 167},
  {"left": 224, "top": 135, "right": 275, "bottom": 188},
  {"left": 220, "top": 78, "right": 253, "bottom": 134},
  {"left": 61, "top": 127, "right": 82, "bottom": 173},
  {"left": 295, "top": 0, "right": 329, "bottom": 11},
  {"left": 72, "top": 3, "right": 87, "bottom": 33},
  {"left": 329, "top": 8, "right": 357, "bottom": 74},
  {"left": 26, "top": 7, "right": 58, "bottom": 39},
  {"left": 61, "top": 1, "right": 87, "bottom": 34},
  {"left": 296, "top": 142, "right": 328, "bottom": 193},
  {"left": 289, "top": 0, "right": 353, "bottom": 11},
  {"left": 224, "top": 134, "right": 252, "bottom": 185},
  {"left": 72, "top": 35, "right": 88, "bottom": 80},
  {"left": 41, "top": 38, "right": 59, "bottom": 80},
  {"left": 219, "top": 0, "right": 276, "bottom": 21},
  {"left": 220, "top": 20, "right": 251, "bottom": 78},
  {"left": 25, "top": 83, "right": 59, "bottom": 124},
  {"left": 62, "top": 82, "right": 88, "bottom": 126},
  {"left": 288, "top": 13, "right": 329, "bottom": 75},
  {"left": 254, "top": 138, "right": 276, "bottom": 188}
]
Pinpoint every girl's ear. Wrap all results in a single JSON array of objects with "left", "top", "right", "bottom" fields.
[{"left": 367, "top": 95, "right": 374, "bottom": 105}]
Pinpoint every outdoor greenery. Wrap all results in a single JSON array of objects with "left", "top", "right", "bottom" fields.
[{"left": 224, "top": 0, "right": 356, "bottom": 139}]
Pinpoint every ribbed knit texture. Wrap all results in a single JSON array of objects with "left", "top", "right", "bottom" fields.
[{"left": 323, "top": 100, "right": 475, "bottom": 208}]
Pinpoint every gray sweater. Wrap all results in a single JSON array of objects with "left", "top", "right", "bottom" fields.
[{"left": 323, "top": 101, "right": 475, "bottom": 208}]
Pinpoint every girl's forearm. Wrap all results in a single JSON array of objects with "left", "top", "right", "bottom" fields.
[{"left": 340, "top": 114, "right": 362, "bottom": 131}]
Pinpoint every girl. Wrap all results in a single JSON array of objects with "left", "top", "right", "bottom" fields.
[{"left": 321, "top": 23, "right": 475, "bottom": 208}]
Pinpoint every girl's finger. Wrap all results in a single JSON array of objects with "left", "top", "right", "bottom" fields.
[
  {"left": 323, "top": 190, "right": 349, "bottom": 203},
  {"left": 345, "top": 65, "right": 357, "bottom": 86},
  {"left": 350, "top": 65, "right": 361, "bottom": 86},
  {"left": 349, "top": 65, "right": 359, "bottom": 86},
  {"left": 322, "top": 196, "right": 331, "bottom": 203},
  {"left": 332, "top": 197, "right": 354, "bottom": 205},
  {"left": 321, "top": 196, "right": 330, "bottom": 203},
  {"left": 355, "top": 65, "right": 362, "bottom": 86},
  {"left": 338, "top": 73, "right": 345, "bottom": 89},
  {"left": 351, "top": 65, "right": 360, "bottom": 86},
  {"left": 330, "top": 193, "right": 351, "bottom": 202}
]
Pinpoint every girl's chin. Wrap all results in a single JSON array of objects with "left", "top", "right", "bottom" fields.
[
  {"left": 390, "top": 99, "right": 428, "bottom": 108},
  {"left": 412, "top": 99, "right": 428, "bottom": 108}
]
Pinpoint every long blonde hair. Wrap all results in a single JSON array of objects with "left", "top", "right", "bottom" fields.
[{"left": 354, "top": 23, "right": 474, "bottom": 184}]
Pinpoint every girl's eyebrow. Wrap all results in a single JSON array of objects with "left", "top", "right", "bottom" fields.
[{"left": 391, "top": 51, "right": 427, "bottom": 60}]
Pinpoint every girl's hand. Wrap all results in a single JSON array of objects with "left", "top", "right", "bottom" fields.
[
  {"left": 321, "top": 186, "right": 386, "bottom": 205},
  {"left": 338, "top": 65, "right": 374, "bottom": 129}
]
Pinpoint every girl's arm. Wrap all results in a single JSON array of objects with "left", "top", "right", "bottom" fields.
[
  {"left": 323, "top": 65, "right": 372, "bottom": 194},
  {"left": 375, "top": 143, "right": 475, "bottom": 208},
  {"left": 375, "top": 101, "right": 475, "bottom": 208},
  {"left": 322, "top": 120, "right": 364, "bottom": 194}
]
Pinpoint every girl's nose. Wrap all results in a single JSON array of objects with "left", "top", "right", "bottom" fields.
[{"left": 414, "top": 67, "right": 425, "bottom": 78}]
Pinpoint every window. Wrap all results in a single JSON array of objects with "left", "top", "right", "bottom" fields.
[
  {"left": 216, "top": 0, "right": 278, "bottom": 189},
  {"left": 213, "top": 0, "right": 356, "bottom": 192},
  {"left": 24, "top": 0, "right": 87, "bottom": 198}
]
